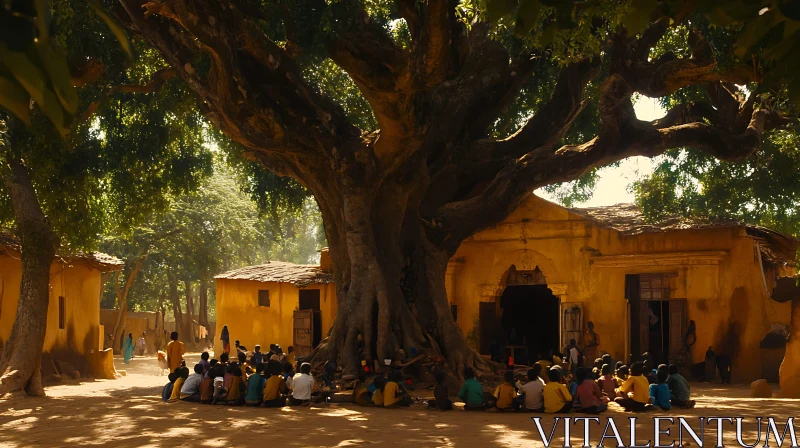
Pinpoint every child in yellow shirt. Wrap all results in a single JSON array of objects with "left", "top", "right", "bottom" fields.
[
  {"left": 494, "top": 370, "right": 520, "bottom": 411},
  {"left": 543, "top": 368, "right": 572, "bottom": 413},
  {"left": 614, "top": 362, "right": 650, "bottom": 411}
]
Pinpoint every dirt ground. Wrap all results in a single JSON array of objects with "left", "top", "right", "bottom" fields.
[{"left": 2, "top": 353, "right": 800, "bottom": 447}]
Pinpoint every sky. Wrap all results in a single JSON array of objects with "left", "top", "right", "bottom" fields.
[{"left": 535, "top": 96, "right": 667, "bottom": 207}]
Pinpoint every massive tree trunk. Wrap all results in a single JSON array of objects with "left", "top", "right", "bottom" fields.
[
  {"left": 116, "top": 0, "right": 782, "bottom": 376},
  {"left": 0, "top": 157, "right": 60, "bottom": 397}
]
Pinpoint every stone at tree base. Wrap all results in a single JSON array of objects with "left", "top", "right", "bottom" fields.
[{"left": 750, "top": 379, "right": 772, "bottom": 398}]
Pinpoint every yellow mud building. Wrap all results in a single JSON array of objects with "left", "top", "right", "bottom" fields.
[
  {"left": 0, "top": 233, "right": 123, "bottom": 378},
  {"left": 214, "top": 251, "right": 336, "bottom": 357},
  {"left": 447, "top": 195, "right": 796, "bottom": 383}
]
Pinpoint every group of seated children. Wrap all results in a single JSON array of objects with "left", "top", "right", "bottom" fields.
[
  {"left": 349, "top": 370, "right": 415, "bottom": 408},
  {"left": 439, "top": 355, "right": 696, "bottom": 413},
  {"left": 162, "top": 347, "right": 326, "bottom": 407}
]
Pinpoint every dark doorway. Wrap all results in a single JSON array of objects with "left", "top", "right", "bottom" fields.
[
  {"left": 299, "top": 289, "right": 322, "bottom": 347},
  {"left": 646, "top": 300, "right": 670, "bottom": 365},
  {"left": 498, "top": 285, "right": 560, "bottom": 364}
]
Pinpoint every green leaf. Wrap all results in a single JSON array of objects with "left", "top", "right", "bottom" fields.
[
  {"left": 734, "top": 10, "right": 783, "bottom": 58},
  {"left": 86, "top": 0, "right": 134, "bottom": 61},
  {"left": 34, "top": 41, "right": 78, "bottom": 114},
  {"left": 34, "top": 0, "right": 52, "bottom": 41},
  {"left": 624, "top": 0, "right": 659, "bottom": 36},
  {"left": 38, "top": 79, "right": 70, "bottom": 135},
  {"left": 0, "top": 74, "right": 32, "bottom": 124},
  {"left": 0, "top": 44, "right": 48, "bottom": 107}
]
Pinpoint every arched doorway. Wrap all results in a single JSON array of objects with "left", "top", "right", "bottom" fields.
[{"left": 480, "top": 265, "right": 561, "bottom": 364}]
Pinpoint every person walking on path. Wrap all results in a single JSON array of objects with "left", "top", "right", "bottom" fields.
[
  {"left": 136, "top": 332, "right": 147, "bottom": 356},
  {"left": 123, "top": 333, "right": 135, "bottom": 364}
]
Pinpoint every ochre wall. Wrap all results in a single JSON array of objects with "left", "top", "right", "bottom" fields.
[
  {"left": 0, "top": 255, "right": 104, "bottom": 370},
  {"left": 214, "top": 279, "right": 336, "bottom": 355},
  {"left": 447, "top": 195, "right": 791, "bottom": 383}
]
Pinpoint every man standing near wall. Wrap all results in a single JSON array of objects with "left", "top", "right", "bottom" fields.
[
  {"left": 167, "top": 332, "right": 185, "bottom": 373},
  {"left": 136, "top": 332, "right": 147, "bottom": 356}
]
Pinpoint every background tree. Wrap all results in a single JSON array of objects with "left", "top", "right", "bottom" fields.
[
  {"left": 100, "top": 160, "right": 325, "bottom": 348},
  {"left": 112, "top": 0, "right": 799, "bottom": 375},
  {"left": 0, "top": 0, "right": 212, "bottom": 395}
]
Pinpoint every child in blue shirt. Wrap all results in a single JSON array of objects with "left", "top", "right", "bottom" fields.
[{"left": 649, "top": 370, "right": 671, "bottom": 410}]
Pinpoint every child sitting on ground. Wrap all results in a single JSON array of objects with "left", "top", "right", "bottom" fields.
[
  {"left": 535, "top": 355, "right": 552, "bottom": 383},
  {"left": 543, "top": 368, "right": 572, "bottom": 413},
  {"left": 289, "top": 362, "right": 317, "bottom": 406},
  {"left": 198, "top": 352, "right": 211, "bottom": 374},
  {"left": 162, "top": 372, "right": 178, "bottom": 402},
  {"left": 614, "top": 365, "right": 629, "bottom": 393},
  {"left": 352, "top": 373, "right": 372, "bottom": 406},
  {"left": 238, "top": 352, "right": 250, "bottom": 378},
  {"left": 596, "top": 364, "right": 617, "bottom": 397},
  {"left": 226, "top": 368, "right": 246, "bottom": 406},
  {"left": 458, "top": 367, "right": 487, "bottom": 410},
  {"left": 384, "top": 370, "right": 413, "bottom": 408},
  {"left": 666, "top": 364, "right": 696, "bottom": 408},
  {"left": 644, "top": 360, "right": 657, "bottom": 384},
  {"left": 180, "top": 364, "right": 204, "bottom": 402},
  {"left": 650, "top": 369, "right": 671, "bottom": 410},
  {"left": 286, "top": 346, "right": 296, "bottom": 367},
  {"left": 576, "top": 367, "right": 609, "bottom": 414},
  {"left": 614, "top": 362, "right": 651, "bottom": 411},
  {"left": 519, "top": 365, "right": 545, "bottom": 412},
  {"left": 169, "top": 367, "right": 189, "bottom": 403},
  {"left": 263, "top": 360, "right": 290, "bottom": 407},
  {"left": 494, "top": 370, "right": 520, "bottom": 412},
  {"left": 211, "top": 366, "right": 226, "bottom": 405},
  {"left": 370, "top": 374, "right": 386, "bottom": 406},
  {"left": 199, "top": 365, "right": 215, "bottom": 404},
  {"left": 427, "top": 370, "right": 452, "bottom": 410},
  {"left": 245, "top": 363, "right": 266, "bottom": 406}
]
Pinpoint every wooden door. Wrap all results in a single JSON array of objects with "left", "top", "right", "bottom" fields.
[
  {"left": 293, "top": 309, "right": 314, "bottom": 357},
  {"left": 669, "top": 298, "right": 687, "bottom": 361},
  {"left": 479, "top": 302, "right": 496, "bottom": 354},
  {"left": 561, "top": 302, "right": 582, "bottom": 354}
]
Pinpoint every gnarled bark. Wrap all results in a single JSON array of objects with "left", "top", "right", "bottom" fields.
[{"left": 0, "top": 157, "right": 60, "bottom": 397}]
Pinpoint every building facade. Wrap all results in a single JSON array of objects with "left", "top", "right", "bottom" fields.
[
  {"left": 446, "top": 195, "right": 796, "bottom": 382},
  {"left": 0, "top": 233, "right": 123, "bottom": 377},
  {"left": 214, "top": 251, "right": 336, "bottom": 357}
]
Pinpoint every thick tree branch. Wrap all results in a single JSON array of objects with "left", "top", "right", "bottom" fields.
[
  {"left": 77, "top": 68, "right": 178, "bottom": 123},
  {"left": 432, "top": 105, "right": 768, "bottom": 253},
  {"left": 118, "top": 0, "right": 363, "bottom": 166}
]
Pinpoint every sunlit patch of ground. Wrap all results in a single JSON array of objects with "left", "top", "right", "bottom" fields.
[{"left": 2, "top": 354, "right": 799, "bottom": 447}]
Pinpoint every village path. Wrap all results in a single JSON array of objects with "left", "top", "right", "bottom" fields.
[{"left": 1, "top": 354, "right": 800, "bottom": 447}]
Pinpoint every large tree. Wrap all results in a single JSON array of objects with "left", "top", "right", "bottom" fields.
[{"left": 109, "top": 0, "right": 797, "bottom": 374}]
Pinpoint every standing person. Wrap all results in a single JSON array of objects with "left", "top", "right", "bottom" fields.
[
  {"left": 136, "top": 332, "right": 147, "bottom": 357},
  {"left": 166, "top": 331, "right": 185, "bottom": 373},
  {"left": 123, "top": 333, "right": 135, "bottom": 364},
  {"left": 567, "top": 339, "right": 580, "bottom": 373},
  {"left": 220, "top": 325, "right": 231, "bottom": 355}
]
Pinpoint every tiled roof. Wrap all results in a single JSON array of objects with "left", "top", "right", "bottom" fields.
[
  {"left": 569, "top": 203, "right": 798, "bottom": 263},
  {"left": 215, "top": 261, "right": 333, "bottom": 287},
  {"left": 0, "top": 232, "right": 124, "bottom": 271}
]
